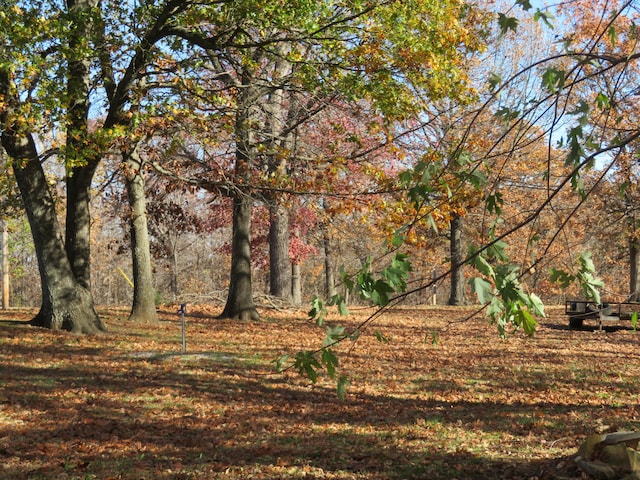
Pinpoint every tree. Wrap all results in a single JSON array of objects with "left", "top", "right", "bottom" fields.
[
  {"left": 123, "top": 144, "right": 158, "bottom": 323},
  {"left": 448, "top": 213, "right": 466, "bottom": 305},
  {"left": 0, "top": 1, "right": 105, "bottom": 332},
  {"left": 163, "top": 0, "right": 487, "bottom": 319},
  {"left": 0, "top": 0, "right": 198, "bottom": 331}
]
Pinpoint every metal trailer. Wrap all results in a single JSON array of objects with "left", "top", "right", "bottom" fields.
[{"left": 565, "top": 300, "right": 640, "bottom": 329}]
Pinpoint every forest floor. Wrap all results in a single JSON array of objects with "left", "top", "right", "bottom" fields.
[{"left": 0, "top": 304, "right": 639, "bottom": 480}]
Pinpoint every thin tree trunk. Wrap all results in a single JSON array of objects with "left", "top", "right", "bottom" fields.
[
  {"left": 291, "top": 262, "right": 301, "bottom": 305},
  {"left": 448, "top": 213, "right": 466, "bottom": 306},
  {"left": 269, "top": 203, "right": 291, "bottom": 299},
  {"left": 1, "top": 219, "right": 9, "bottom": 309},
  {"left": 630, "top": 239, "right": 640, "bottom": 301},
  {"left": 124, "top": 146, "right": 158, "bottom": 323},
  {"left": 170, "top": 238, "right": 179, "bottom": 302},
  {"left": 323, "top": 226, "right": 337, "bottom": 298}
]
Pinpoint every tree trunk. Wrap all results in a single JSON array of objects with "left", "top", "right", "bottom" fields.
[
  {"left": 448, "top": 213, "right": 466, "bottom": 306},
  {"left": 1, "top": 219, "right": 9, "bottom": 309},
  {"left": 220, "top": 72, "right": 260, "bottom": 320},
  {"left": 0, "top": 124, "right": 104, "bottom": 333},
  {"left": 264, "top": 47, "right": 294, "bottom": 301},
  {"left": 65, "top": 0, "right": 100, "bottom": 290},
  {"left": 66, "top": 164, "right": 98, "bottom": 290},
  {"left": 323, "top": 226, "right": 337, "bottom": 298},
  {"left": 124, "top": 147, "right": 158, "bottom": 323},
  {"left": 291, "top": 262, "right": 301, "bottom": 305},
  {"left": 219, "top": 193, "right": 259, "bottom": 320},
  {"left": 170, "top": 238, "right": 179, "bottom": 302},
  {"left": 269, "top": 202, "right": 291, "bottom": 299},
  {"left": 629, "top": 238, "right": 640, "bottom": 302}
]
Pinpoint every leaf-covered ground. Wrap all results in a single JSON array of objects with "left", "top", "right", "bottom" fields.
[{"left": 1, "top": 305, "right": 639, "bottom": 479}]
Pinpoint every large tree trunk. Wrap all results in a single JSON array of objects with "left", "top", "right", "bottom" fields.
[
  {"left": 65, "top": 0, "right": 100, "bottom": 290},
  {"left": 66, "top": 164, "right": 98, "bottom": 290},
  {"left": 269, "top": 203, "right": 291, "bottom": 299},
  {"left": 448, "top": 213, "right": 466, "bottom": 306},
  {"left": 220, "top": 71, "right": 260, "bottom": 320},
  {"left": 219, "top": 193, "right": 259, "bottom": 320},
  {"left": 124, "top": 147, "right": 158, "bottom": 323},
  {"left": 0, "top": 126, "right": 104, "bottom": 333},
  {"left": 265, "top": 48, "right": 294, "bottom": 301}
]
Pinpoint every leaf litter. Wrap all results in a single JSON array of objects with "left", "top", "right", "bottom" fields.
[{"left": 0, "top": 305, "right": 639, "bottom": 479}]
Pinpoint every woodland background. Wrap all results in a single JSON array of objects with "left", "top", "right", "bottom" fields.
[
  {"left": 0, "top": 0, "right": 638, "bottom": 344},
  {"left": 3, "top": 1, "right": 640, "bottom": 479},
  {"left": 1, "top": 0, "right": 639, "bottom": 315}
]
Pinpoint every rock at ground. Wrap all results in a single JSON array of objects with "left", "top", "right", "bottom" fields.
[{"left": 576, "top": 431, "right": 640, "bottom": 479}]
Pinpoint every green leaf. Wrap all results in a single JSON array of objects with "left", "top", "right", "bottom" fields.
[
  {"left": 472, "top": 255, "right": 495, "bottom": 278},
  {"left": 321, "top": 348, "right": 339, "bottom": 379},
  {"left": 487, "top": 72, "right": 502, "bottom": 92},
  {"left": 328, "top": 294, "right": 349, "bottom": 316},
  {"left": 542, "top": 67, "right": 565, "bottom": 93},
  {"left": 374, "top": 329, "right": 390, "bottom": 343},
  {"left": 294, "top": 351, "right": 321, "bottom": 383},
  {"left": 273, "top": 354, "right": 289, "bottom": 373},
  {"left": 487, "top": 240, "right": 509, "bottom": 262},
  {"left": 608, "top": 25, "right": 617, "bottom": 47},
  {"left": 371, "top": 279, "right": 394, "bottom": 306},
  {"left": 498, "top": 13, "right": 519, "bottom": 35},
  {"left": 515, "top": 0, "right": 532, "bottom": 10},
  {"left": 495, "top": 106, "right": 521, "bottom": 121},
  {"left": 487, "top": 296, "right": 504, "bottom": 320},
  {"left": 550, "top": 268, "right": 575, "bottom": 288},
  {"left": 309, "top": 296, "right": 326, "bottom": 325},
  {"left": 469, "top": 277, "right": 493, "bottom": 304},
  {"left": 516, "top": 308, "right": 537, "bottom": 336},
  {"left": 578, "top": 251, "right": 596, "bottom": 272},
  {"left": 467, "top": 169, "right": 487, "bottom": 189},
  {"left": 596, "top": 92, "right": 610, "bottom": 109},
  {"left": 324, "top": 325, "right": 347, "bottom": 346},
  {"left": 426, "top": 213, "right": 439, "bottom": 233},
  {"left": 391, "top": 231, "right": 405, "bottom": 248},
  {"left": 528, "top": 292, "right": 546, "bottom": 318},
  {"left": 486, "top": 192, "right": 503, "bottom": 215},
  {"left": 337, "top": 298, "right": 349, "bottom": 316},
  {"left": 632, "top": 312, "right": 638, "bottom": 331},
  {"left": 533, "top": 9, "right": 554, "bottom": 28}
]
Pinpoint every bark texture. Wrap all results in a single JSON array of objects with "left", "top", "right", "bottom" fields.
[
  {"left": 323, "top": 226, "right": 337, "bottom": 298},
  {"left": 269, "top": 203, "right": 291, "bottom": 299},
  {"left": 0, "top": 122, "right": 104, "bottom": 334},
  {"left": 219, "top": 194, "right": 259, "bottom": 320},
  {"left": 125, "top": 147, "right": 158, "bottom": 323},
  {"left": 220, "top": 75, "right": 260, "bottom": 320},
  {"left": 448, "top": 213, "right": 466, "bottom": 306},
  {"left": 630, "top": 239, "right": 640, "bottom": 302}
]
